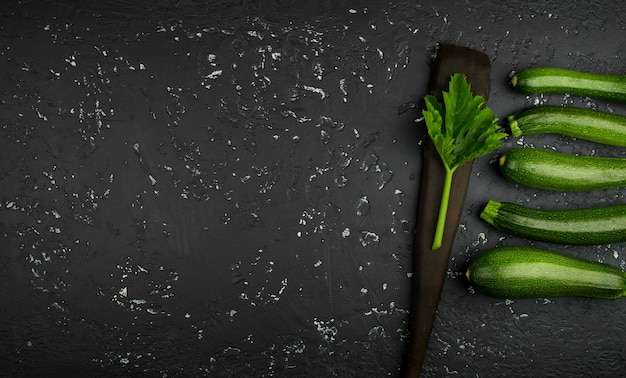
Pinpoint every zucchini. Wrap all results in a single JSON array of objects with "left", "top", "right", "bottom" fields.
[
  {"left": 509, "top": 105, "right": 626, "bottom": 147},
  {"left": 499, "top": 147, "right": 626, "bottom": 191},
  {"left": 512, "top": 67, "right": 626, "bottom": 103},
  {"left": 466, "top": 246, "right": 626, "bottom": 299},
  {"left": 480, "top": 200, "right": 626, "bottom": 245}
]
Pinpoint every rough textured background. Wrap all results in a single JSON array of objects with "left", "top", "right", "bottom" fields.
[{"left": 1, "top": 0, "right": 625, "bottom": 377}]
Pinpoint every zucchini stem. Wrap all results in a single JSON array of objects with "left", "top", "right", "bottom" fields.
[
  {"left": 507, "top": 115, "right": 522, "bottom": 137},
  {"left": 432, "top": 166, "right": 455, "bottom": 250},
  {"left": 498, "top": 154, "right": 506, "bottom": 167},
  {"left": 479, "top": 200, "right": 500, "bottom": 224}
]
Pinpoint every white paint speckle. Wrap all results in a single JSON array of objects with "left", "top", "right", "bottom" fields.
[
  {"left": 341, "top": 228, "right": 350, "bottom": 238},
  {"left": 359, "top": 231, "right": 379, "bottom": 246},
  {"left": 313, "top": 318, "right": 338, "bottom": 343},
  {"left": 302, "top": 85, "right": 328, "bottom": 99},
  {"left": 205, "top": 70, "right": 223, "bottom": 79}
]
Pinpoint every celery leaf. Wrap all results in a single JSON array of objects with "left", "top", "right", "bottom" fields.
[{"left": 420, "top": 73, "right": 507, "bottom": 249}]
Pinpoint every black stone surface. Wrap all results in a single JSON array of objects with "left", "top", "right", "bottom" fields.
[{"left": 1, "top": 1, "right": 625, "bottom": 377}]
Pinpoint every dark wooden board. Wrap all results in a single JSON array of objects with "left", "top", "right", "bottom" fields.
[{"left": 403, "top": 43, "right": 491, "bottom": 377}]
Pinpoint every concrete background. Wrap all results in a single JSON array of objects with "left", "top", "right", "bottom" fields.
[{"left": 1, "top": 0, "right": 625, "bottom": 376}]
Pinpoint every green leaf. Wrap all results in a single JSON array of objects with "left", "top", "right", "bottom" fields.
[
  {"left": 419, "top": 73, "right": 507, "bottom": 249},
  {"left": 423, "top": 73, "right": 506, "bottom": 172}
]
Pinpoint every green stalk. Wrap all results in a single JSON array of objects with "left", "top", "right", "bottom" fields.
[
  {"left": 432, "top": 166, "right": 455, "bottom": 250},
  {"left": 421, "top": 74, "right": 505, "bottom": 250}
]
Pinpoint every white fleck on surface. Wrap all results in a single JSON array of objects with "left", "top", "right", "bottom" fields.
[
  {"left": 358, "top": 231, "right": 380, "bottom": 246},
  {"left": 302, "top": 85, "right": 328, "bottom": 99},
  {"left": 341, "top": 228, "right": 351, "bottom": 238},
  {"left": 355, "top": 196, "right": 370, "bottom": 216}
]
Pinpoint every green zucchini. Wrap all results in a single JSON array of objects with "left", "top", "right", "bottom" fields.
[
  {"left": 499, "top": 147, "right": 626, "bottom": 191},
  {"left": 480, "top": 200, "right": 626, "bottom": 245},
  {"left": 509, "top": 105, "right": 626, "bottom": 147},
  {"left": 512, "top": 67, "right": 626, "bottom": 103},
  {"left": 466, "top": 246, "right": 626, "bottom": 299}
]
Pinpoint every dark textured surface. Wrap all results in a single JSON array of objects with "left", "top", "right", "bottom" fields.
[{"left": 1, "top": 1, "right": 626, "bottom": 377}]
